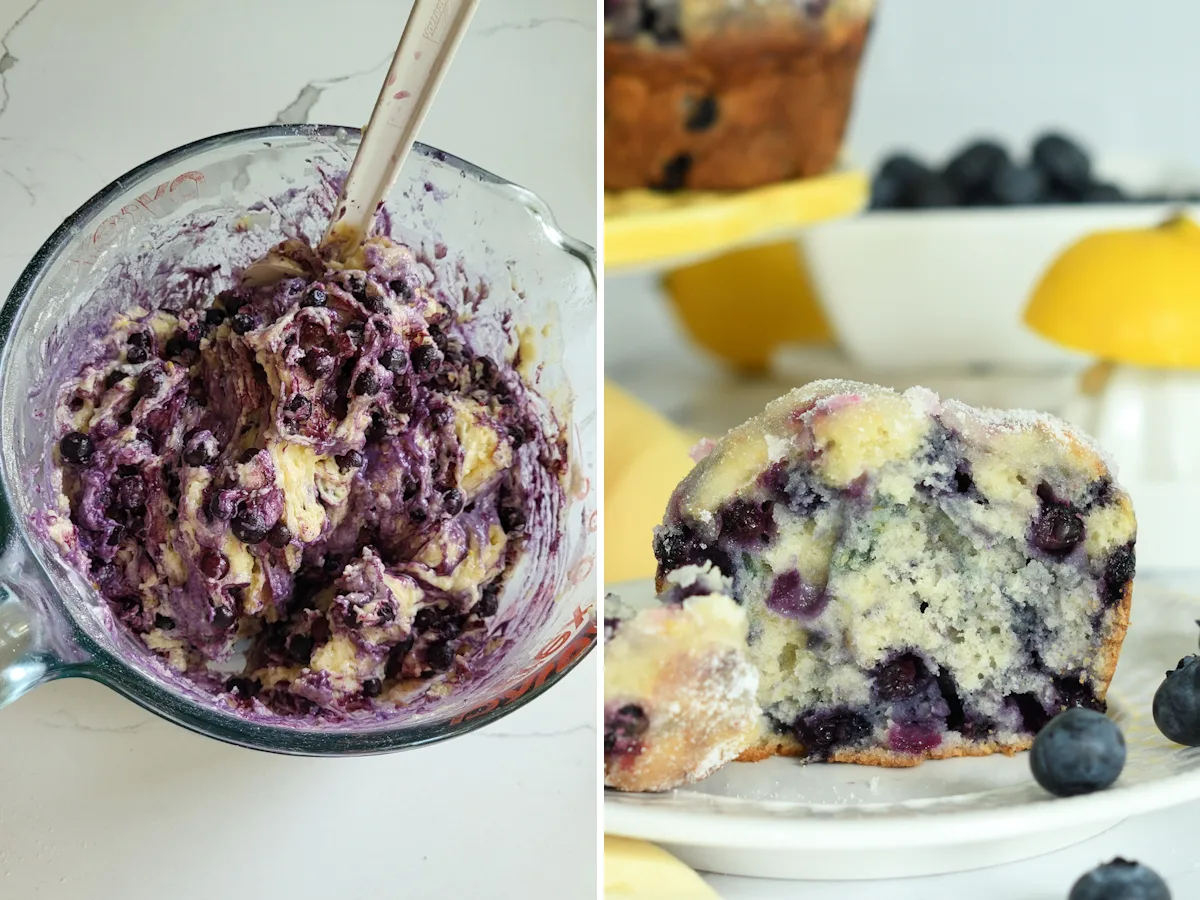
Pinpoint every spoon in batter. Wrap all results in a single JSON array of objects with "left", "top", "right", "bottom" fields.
[{"left": 243, "top": 0, "right": 481, "bottom": 286}]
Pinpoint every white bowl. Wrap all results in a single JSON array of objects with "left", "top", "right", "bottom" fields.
[{"left": 801, "top": 204, "right": 1193, "bottom": 370}]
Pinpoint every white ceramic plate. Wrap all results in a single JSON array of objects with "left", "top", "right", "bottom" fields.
[{"left": 604, "top": 573, "right": 1200, "bottom": 880}]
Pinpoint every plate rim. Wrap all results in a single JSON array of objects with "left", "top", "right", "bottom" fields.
[{"left": 603, "top": 576, "right": 1200, "bottom": 850}]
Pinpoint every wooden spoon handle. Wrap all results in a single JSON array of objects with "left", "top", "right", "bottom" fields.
[{"left": 321, "top": 0, "right": 480, "bottom": 260}]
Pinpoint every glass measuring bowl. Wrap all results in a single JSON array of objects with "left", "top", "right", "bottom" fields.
[{"left": 0, "top": 125, "right": 597, "bottom": 755}]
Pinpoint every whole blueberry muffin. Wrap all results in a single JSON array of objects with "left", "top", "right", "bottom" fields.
[
  {"left": 605, "top": 0, "right": 875, "bottom": 191},
  {"left": 605, "top": 563, "right": 760, "bottom": 791},
  {"left": 654, "top": 380, "right": 1136, "bottom": 766},
  {"left": 45, "top": 234, "right": 563, "bottom": 719}
]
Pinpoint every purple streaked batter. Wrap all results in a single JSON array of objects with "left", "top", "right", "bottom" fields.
[{"left": 44, "top": 228, "right": 567, "bottom": 720}]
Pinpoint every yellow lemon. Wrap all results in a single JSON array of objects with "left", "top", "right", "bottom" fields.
[
  {"left": 1025, "top": 213, "right": 1200, "bottom": 368},
  {"left": 664, "top": 241, "right": 834, "bottom": 373},
  {"left": 604, "top": 836, "right": 719, "bottom": 898},
  {"left": 605, "top": 383, "right": 698, "bottom": 583}
]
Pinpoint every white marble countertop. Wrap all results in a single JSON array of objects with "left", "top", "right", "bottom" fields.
[{"left": 0, "top": 1, "right": 597, "bottom": 898}]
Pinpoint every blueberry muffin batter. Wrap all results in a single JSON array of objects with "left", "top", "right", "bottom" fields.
[
  {"left": 47, "top": 235, "right": 563, "bottom": 718},
  {"left": 605, "top": 563, "right": 760, "bottom": 792},
  {"left": 654, "top": 380, "right": 1137, "bottom": 766}
]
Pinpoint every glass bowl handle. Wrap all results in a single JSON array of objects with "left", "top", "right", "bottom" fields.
[{"left": 0, "top": 540, "right": 86, "bottom": 707}]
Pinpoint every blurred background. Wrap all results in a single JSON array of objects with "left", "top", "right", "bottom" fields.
[{"left": 605, "top": 0, "right": 1200, "bottom": 574}]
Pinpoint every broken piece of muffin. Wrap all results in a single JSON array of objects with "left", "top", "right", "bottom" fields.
[{"left": 604, "top": 564, "right": 760, "bottom": 791}]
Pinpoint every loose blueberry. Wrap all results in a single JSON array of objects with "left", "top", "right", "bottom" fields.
[
  {"left": 1083, "top": 182, "right": 1125, "bottom": 204},
  {"left": 870, "top": 154, "right": 928, "bottom": 209},
  {"left": 104, "top": 370, "right": 126, "bottom": 390},
  {"left": 987, "top": 160, "right": 1047, "bottom": 205},
  {"left": 1032, "top": 132, "right": 1092, "bottom": 197},
  {"left": 907, "top": 171, "right": 958, "bottom": 208},
  {"left": 389, "top": 279, "right": 412, "bottom": 299},
  {"left": 127, "top": 331, "right": 151, "bottom": 351},
  {"left": 1030, "top": 707, "right": 1125, "bottom": 797},
  {"left": 1153, "top": 654, "right": 1200, "bottom": 746},
  {"left": 943, "top": 140, "right": 1009, "bottom": 203},
  {"left": 59, "top": 431, "right": 94, "bottom": 464},
  {"left": 361, "top": 678, "right": 383, "bottom": 698},
  {"left": 1069, "top": 858, "right": 1171, "bottom": 900}
]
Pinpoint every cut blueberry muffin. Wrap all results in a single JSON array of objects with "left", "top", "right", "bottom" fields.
[
  {"left": 605, "top": 564, "right": 760, "bottom": 791},
  {"left": 654, "top": 380, "right": 1136, "bottom": 766}
]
